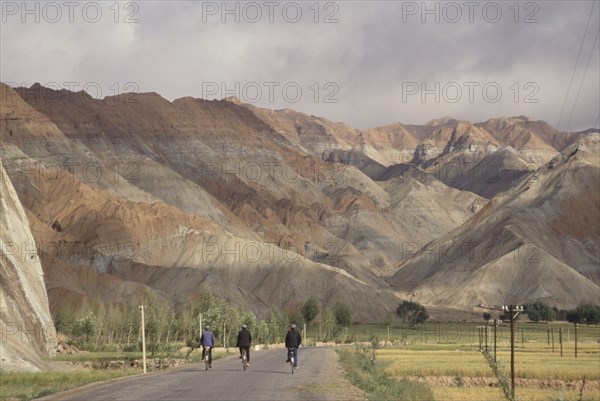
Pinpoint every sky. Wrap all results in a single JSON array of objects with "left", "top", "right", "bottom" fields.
[{"left": 1, "top": 0, "right": 599, "bottom": 131}]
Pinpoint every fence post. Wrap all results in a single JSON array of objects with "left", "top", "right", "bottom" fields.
[
  {"left": 559, "top": 327, "right": 563, "bottom": 357},
  {"left": 575, "top": 323, "right": 578, "bottom": 358}
]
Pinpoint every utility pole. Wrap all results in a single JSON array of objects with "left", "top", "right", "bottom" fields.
[
  {"left": 503, "top": 305, "right": 523, "bottom": 401},
  {"left": 139, "top": 305, "right": 147, "bottom": 374}
]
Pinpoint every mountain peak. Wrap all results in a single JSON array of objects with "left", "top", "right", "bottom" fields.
[
  {"left": 426, "top": 116, "right": 457, "bottom": 126},
  {"left": 224, "top": 96, "right": 245, "bottom": 105}
]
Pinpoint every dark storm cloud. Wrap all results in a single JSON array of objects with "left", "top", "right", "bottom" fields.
[{"left": 1, "top": 0, "right": 598, "bottom": 130}]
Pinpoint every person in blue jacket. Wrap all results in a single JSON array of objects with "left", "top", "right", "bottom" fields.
[{"left": 200, "top": 325, "right": 215, "bottom": 368}]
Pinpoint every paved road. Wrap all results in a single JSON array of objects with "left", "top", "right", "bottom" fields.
[{"left": 42, "top": 347, "right": 365, "bottom": 401}]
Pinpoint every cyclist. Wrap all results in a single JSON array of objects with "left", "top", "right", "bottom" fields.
[
  {"left": 285, "top": 323, "right": 302, "bottom": 369},
  {"left": 236, "top": 324, "right": 252, "bottom": 366},
  {"left": 200, "top": 325, "right": 215, "bottom": 368}
]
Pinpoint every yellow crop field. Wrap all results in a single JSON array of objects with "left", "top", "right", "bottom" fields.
[{"left": 375, "top": 341, "right": 600, "bottom": 401}]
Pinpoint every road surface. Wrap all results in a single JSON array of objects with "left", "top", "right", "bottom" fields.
[{"left": 40, "top": 347, "right": 365, "bottom": 401}]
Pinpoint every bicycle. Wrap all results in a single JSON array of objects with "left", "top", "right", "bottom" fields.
[
  {"left": 203, "top": 347, "right": 212, "bottom": 371},
  {"left": 241, "top": 348, "right": 248, "bottom": 371},
  {"left": 287, "top": 347, "right": 295, "bottom": 374}
]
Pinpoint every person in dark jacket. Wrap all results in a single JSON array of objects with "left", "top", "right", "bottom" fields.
[
  {"left": 200, "top": 325, "right": 215, "bottom": 367},
  {"left": 285, "top": 323, "right": 302, "bottom": 368},
  {"left": 236, "top": 324, "right": 252, "bottom": 366}
]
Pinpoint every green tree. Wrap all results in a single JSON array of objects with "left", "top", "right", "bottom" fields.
[
  {"left": 302, "top": 297, "right": 320, "bottom": 324},
  {"left": 566, "top": 310, "right": 581, "bottom": 324},
  {"left": 333, "top": 302, "right": 352, "bottom": 327},
  {"left": 482, "top": 312, "right": 492, "bottom": 321},
  {"left": 525, "top": 302, "right": 556, "bottom": 322},
  {"left": 72, "top": 312, "right": 97, "bottom": 344},
  {"left": 396, "top": 301, "right": 429, "bottom": 326},
  {"left": 577, "top": 304, "right": 600, "bottom": 325}
]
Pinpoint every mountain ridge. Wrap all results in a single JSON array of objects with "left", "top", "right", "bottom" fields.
[{"left": 1, "top": 82, "right": 597, "bottom": 323}]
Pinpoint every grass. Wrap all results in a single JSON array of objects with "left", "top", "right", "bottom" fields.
[
  {"left": 1, "top": 349, "right": 231, "bottom": 400},
  {"left": 336, "top": 348, "right": 435, "bottom": 401},
  {"left": 379, "top": 343, "right": 600, "bottom": 381},
  {"left": 331, "top": 322, "right": 598, "bottom": 401},
  {"left": 371, "top": 342, "right": 599, "bottom": 401},
  {"left": 48, "top": 347, "right": 230, "bottom": 364},
  {"left": 0, "top": 370, "right": 142, "bottom": 400},
  {"left": 431, "top": 386, "right": 599, "bottom": 401}
]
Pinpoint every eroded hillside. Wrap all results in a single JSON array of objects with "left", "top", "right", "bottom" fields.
[{"left": 1, "top": 82, "right": 597, "bottom": 320}]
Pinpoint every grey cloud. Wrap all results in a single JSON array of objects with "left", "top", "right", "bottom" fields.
[{"left": 1, "top": 0, "right": 598, "bottom": 131}]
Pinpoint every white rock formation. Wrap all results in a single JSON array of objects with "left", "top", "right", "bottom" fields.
[{"left": 1, "top": 162, "right": 56, "bottom": 371}]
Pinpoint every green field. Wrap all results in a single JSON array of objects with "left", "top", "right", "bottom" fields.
[
  {"left": 332, "top": 322, "right": 600, "bottom": 401},
  {"left": 0, "top": 349, "right": 230, "bottom": 401},
  {"left": 0, "top": 370, "right": 142, "bottom": 401}
]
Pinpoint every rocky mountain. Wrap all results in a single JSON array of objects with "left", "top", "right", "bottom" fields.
[
  {"left": 1, "top": 82, "right": 597, "bottom": 323},
  {"left": 1, "top": 163, "right": 56, "bottom": 371},
  {"left": 389, "top": 134, "right": 600, "bottom": 309}
]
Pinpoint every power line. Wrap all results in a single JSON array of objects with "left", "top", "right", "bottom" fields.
[
  {"left": 557, "top": 1, "right": 597, "bottom": 130},
  {"left": 566, "top": 29, "right": 600, "bottom": 131}
]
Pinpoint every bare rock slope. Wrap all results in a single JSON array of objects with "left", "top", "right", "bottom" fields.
[
  {"left": 1, "top": 82, "right": 597, "bottom": 322},
  {"left": 0, "top": 163, "right": 56, "bottom": 371},
  {"left": 389, "top": 134, "right": 600, "bottom": 309}
]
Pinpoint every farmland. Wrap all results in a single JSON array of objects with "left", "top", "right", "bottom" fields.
[{"left": 336, "top": 322, "right": 600, "bottom": 401}]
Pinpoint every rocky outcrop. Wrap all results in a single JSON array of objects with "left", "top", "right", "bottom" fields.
[
  {"left": 0, "top": 163, "right": 56, "bottom": 371},
  {"left": 390, "top": 134, "right": 600, "bottom": 309}
]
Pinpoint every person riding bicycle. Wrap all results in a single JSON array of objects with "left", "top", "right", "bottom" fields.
[
  {"left": 200, "top": 325, "right": 215, "bottom": 368},
  {"left": 236, "top": 324, "right": 252, "bottom": 366},
  {"left": 285, "top": 323, "right": 302, "bottom": 368}
]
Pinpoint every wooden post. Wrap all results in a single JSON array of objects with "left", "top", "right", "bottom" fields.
[
  {"left": 199, "top": 313, "right": 202, "bottom": 342},
  {"left": 303, "top": 323, "right": 307, "bottom": 345},
  {"left": 521, "top": 327, "right": 524, "bottom": 348},
  {"left": 485, "top": 324, "right": 488, "bottom": 354},
  {"left": 504, "top": 305, "right": 522, "bottom": 401},
  {"left": 493, "top": 320, "right": 497, "bottom": 362},
  {"left": 551, "top": 329, "right": 555, "bottom": 353},
  {"left": 140, "top": 305, "right": 147, "bottom": 374},
  {"left": 559, "top": 327, "right": 563, "bottom": 357},
  {"left": 510, "top": 308, "right": 515, "bottom": 400},
  {"left": 575, "top": 323, "right": 578, "bottom": 358}
]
